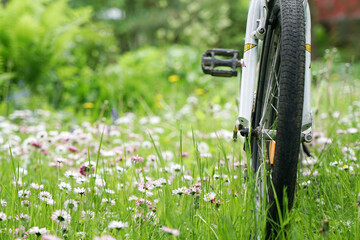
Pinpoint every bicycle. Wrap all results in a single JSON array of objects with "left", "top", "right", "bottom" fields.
[{"left": 201, "top": 0, "right": 313, "bottom": 238}]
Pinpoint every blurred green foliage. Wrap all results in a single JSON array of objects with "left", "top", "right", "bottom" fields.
[
  {"left": 0, "top": 0, "right": 248, "bottom": 115},
  {"left": 70, "top": 0, "right": 249, "bottom": 51},
  {"left": 3, "top": 0, "right": 355, "bottom": 117},
  {"left": 0, "top": 0, "right": 118, "bottom": 109}
]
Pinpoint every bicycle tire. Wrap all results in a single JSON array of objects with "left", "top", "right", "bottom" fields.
[{"left": 250, "top": 0, "right": 305, "bottom": 237}]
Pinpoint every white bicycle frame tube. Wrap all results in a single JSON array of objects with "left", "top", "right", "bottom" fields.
[
  {"left": 302, "top": 1, "right": 313, "bottom": 131},
  {"left": 237, "top": 0, "right": 313, "bottom": 132},
  {"left": 237, "top": 0, "right": 261, "bottom": 129}
]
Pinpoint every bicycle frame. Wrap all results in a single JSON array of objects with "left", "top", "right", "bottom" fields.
[{"left": 237, "top": 0, "right": 313, "bottom": 140}]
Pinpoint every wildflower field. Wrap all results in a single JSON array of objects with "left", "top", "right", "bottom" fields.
[{"left": 0, "top": 54, "right": 359, "bottom": 240}]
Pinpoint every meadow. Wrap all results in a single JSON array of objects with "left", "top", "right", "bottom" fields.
[{"left": 0, "top": 47, "right": 359, "bottom": 239}]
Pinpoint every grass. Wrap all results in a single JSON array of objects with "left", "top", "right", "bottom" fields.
[{"left": 0, "top": 55, "right": 359, "bottom": 239}]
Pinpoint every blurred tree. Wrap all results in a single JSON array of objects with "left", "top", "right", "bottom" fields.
[{"left": 69, "top": 0, "right": 249, "bottom": 53}]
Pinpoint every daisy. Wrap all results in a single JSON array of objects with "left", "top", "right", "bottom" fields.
[
  {"left": 130, "top": 155, "right": 144, "bottom": 163},
  {"left": 58, "top": 182, "right": 72, "bottom": 192},
  {"left": 68, "top": 145, "right": 79, "bottom": 153},
  {"left": 64, "top": 199, "right": 78, "bottom": 211},
  {"left": 135, "top": 198, "right": 152, "bottom": 208},
  {"left": 147, "top": 154, "right": 159, "bottom": 163},
  {"left": 74, "top": 187, "right": 86, "bottom": 196},
  {"left": 104, "top": 189, "right": 115, "bottom": 194},
  {"left": 39, "top": 191, "right": 52, "bottom": 200},
  {"left": 18, "top": 189, "right": 30, "bottom": 198},
  {"left": 161, "top": 226, "right": 180, "bottom": 237},
  {"left": 108, "top": 221, "right": 128, "bottom": 230},
  {"left": 36, "top": 131, "right": 48, "bottom": 140},
  {"left": 172, "top": 187, "right": 189, "bottom": 196},
  {"left": 128, "top": 195, "right": 138, "bottom": 201},
  {"left": 28, "top": 226, "right": 48, "bottom": 236},
  {"left": 0, "top": 212, "right": 6, "bottom": 221},
  {"left": 30, "top": 182, "right": 44, "bottom": 190},
  {"left": 1, "top": 199, "right": 7, "bottom": 207},
  {"left": 153, "top": 178, "right": 167, "bottom": 188},
  {"left": 75, "top": 176, "right": 88, "bottom": 184},
  {"left": 45, "top": 199, "right": 55, "bottom": 205},
  {"left": 95, "top": 178, "right": 106, "bottom": 187},
  {"left": 64, "top": 169, "right": 80, "bottom": 178},
  {"left": 81, "top": 210, "right": 95, "bottom": 220},
  {"left": 198, "top": 142, "right": 209, "bottom": 154},
  {"left": 79, "top": 163, "right": 95, "bottom": 176},
  {"left": 51, "top": 210, "right": 71, "bottom": 224},
  {"left": 203, "top": 192, "right": 216, "bottom": 203},
  {"left": 137, "top": 182, "right": 154, "bottom": 192},
  {"left": 141, "top": 141, "right": 152, "bottom": 149},
  {"left": 162, "top": 151, "right": 174, "bottom": 161},
  {"left": 102, "top": 198, "right": 116, "bottom": 206},
  {"left": 188, "top": 185, "right": 201, "bottom": 195},
  {"left": 16, "top": 213, "right": 30, "bottom": 222}
]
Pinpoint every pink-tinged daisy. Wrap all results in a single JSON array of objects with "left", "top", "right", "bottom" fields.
[
  {"left": 68, "top": 145, "right": 79, "bottom": 153},
  {"left": 0, "top": 212, "right": 6, "bottom": 221},
  {"left": 161, "top": 226, "right": 180, "bottom": 237},
  {"left": 64, "top": 199, "right": 78, "bottom": 211},
  {"left": 18, "top": 189, "right": 31, "bottom": 198},
  {"left": 135, "top": 198, "right": 152, "bottom": 208},
  {"left": 147, "top": 154, "right": 159, "bottom": 164},
  {"left": 180, "top": 152, "right": 189, "bottom": 158},
  {"left": 15, "top": 213, "right": 30, "bottom": 222},
  {"left": 28, "top": 226, "right": 48, "bottom": 236},
  {"left": 188, "top": 185, "right": 201, "bottom": 196},
  {"left": 130, "top": 155, "right": 144, "bottom": 163},
  {"left": 21, "top": 200, "right": 30, "bottom": 207},
  {"left": 31, "top": 141, "right": 42, "bottom": 149},
  {"left": 108, "top": 221, "right": 129, "bottom": 230},
  {"left": 172, "top": 187, "right": 189, "bottom": 196},
  {"left": 74, "top": 187, "right": 86, "bottom": 196},
  {"left": 203, "top": 192, "right": 216, "bottom": 203},
  {"left": 137, "top": 182, "right": 154, "bottom": 192},
  {"left": 51, "top": 210, "right": 71, "bottom": 224},
  {"left": 79, "top": 163, "right": 95, "bottom": 176},
  {"left": 153, "top": 178, "right": 167, "bottom": 188}
]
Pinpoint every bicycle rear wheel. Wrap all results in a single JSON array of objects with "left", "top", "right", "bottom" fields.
[{"left": 250, "top": 0, "right": 305, "bottom": 237}]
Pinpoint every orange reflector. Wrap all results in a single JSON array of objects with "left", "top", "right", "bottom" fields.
[{"left": 269, "top": 140, "right": 276, "bottom": 165}]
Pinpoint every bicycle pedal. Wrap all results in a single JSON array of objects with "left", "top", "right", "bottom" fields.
[{"left": 201, "top": 48, "right": 241, "bottom": 77}]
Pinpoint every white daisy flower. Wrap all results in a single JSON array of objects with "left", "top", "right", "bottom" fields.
[
  {"left": 108, "top": 221, "right": 128, "bottom": 230},
  {"left": 51, "top": 210, "right": 71, "bottom": 224}
]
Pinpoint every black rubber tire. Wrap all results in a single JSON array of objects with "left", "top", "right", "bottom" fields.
[{"left": 250, "top": 0, "right": 305, "bottom": 238}]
